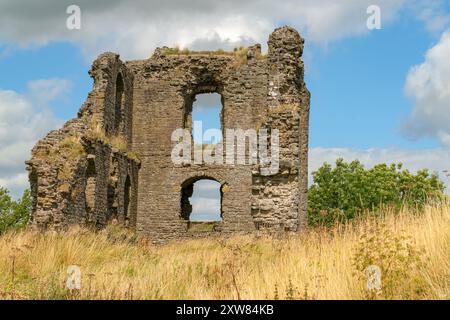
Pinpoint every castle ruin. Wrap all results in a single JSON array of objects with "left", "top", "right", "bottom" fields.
[{"left": 26, "top": 26, "right": 310, "bottom": 243}]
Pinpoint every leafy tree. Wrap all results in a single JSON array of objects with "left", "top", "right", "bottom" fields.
[
  {"left": 0, "top": 187, "right": 32, "bottom": 234},
  {"left": 308, "top": 159, "right": 445, "bottom": 227}
]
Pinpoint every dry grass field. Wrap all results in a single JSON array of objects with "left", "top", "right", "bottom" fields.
[{"left": 0, "top": 203, "right": 448, "bottom": 300}]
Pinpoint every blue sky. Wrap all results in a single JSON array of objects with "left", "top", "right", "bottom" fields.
[
  {"left": 307, "top": 19, "right": 437, "bottom": 150},
  {"left": 0, "top": 42, "right": 92, "bottom": 120},
  {"left": 0, "top": 1, "right": 449, "bottom": 216},
  {"left": 191, "top": 17, "right": 441, "bottom": 149}
]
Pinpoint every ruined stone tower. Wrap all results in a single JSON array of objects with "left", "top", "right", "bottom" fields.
[{"left": 26, "top": 26, "right": 310, "bottom": 243}]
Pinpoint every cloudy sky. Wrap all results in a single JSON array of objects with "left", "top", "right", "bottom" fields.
[{"left": 0, "top": 0, "right": 449, "bottom": 218}]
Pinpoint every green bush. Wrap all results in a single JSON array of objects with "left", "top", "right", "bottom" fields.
[
  {"left": 0, "top": 187, "right": 32, "bottom": 234},
  {"left": 308, "top": 159, "right": 445, "bottom": 227}
]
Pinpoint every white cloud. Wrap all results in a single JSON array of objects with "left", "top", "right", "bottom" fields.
[
  {"left": 0, "top": 80, "right": 65, "bottom": 198},
  {"left": 193, "top": 93, "right": 222, "bottom": 113},
  {"left": 309, "top": 147, "right": 450, "bottom": 191},
  {"left": 408, "top": 0, "right": 450, "bottom": 33},
  {"left": 0, "top": 0, "right": 405, "bottom": 60},
  {"left": 402, "top": 29, "right": 450, "bottom": 146},
  {"left": 0, "top": 172, "right": 28, "bottom": 198},
  {"left": 27, "top": 78, "right": 71, "bottom": 106}
]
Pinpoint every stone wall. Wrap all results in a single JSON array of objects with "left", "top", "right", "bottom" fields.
[
  {"left": 27, "top": 26, "right": 310, "bottom": 242},
  {"left": 26, "top": 53, "right": 139, "bottom": 230}
]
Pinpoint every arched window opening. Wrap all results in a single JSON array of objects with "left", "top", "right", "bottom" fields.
[
  {"left": 124, "top": 175, "right": 131, "bottom": 225},
  {"left": 186, "top": 93, "right": 223, "bottom": 145},
  {"left": 85, "top": 158, "right": 96, "bottom": 225},
  {"left": 114, "top": 73, "right": 124, "bottom": 135},
  {"left": 107, "top": 159, "right": 119, "bottom": 222},
  {"left": 180, "top": 178, "right": 222, "bottom": 222}
]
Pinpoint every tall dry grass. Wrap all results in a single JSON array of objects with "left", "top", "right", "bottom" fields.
[{"left": 0, "top": 203, "right": 448, "bottom": 300}]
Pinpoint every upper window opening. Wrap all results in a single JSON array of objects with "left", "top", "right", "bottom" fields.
[
  {"left": 124, "top": 175, "right": 131, "bottom": 224},
  {"left": 191, "top": 93, "right": 223, "bottom": 145},
  {"left": 114, "top": 73, "right": 124, "bottom": 134}
]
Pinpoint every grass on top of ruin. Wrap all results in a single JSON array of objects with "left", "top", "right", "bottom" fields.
[
  {"left": 0, "top": 202, "right": 449, "bottom": 300},
  {"left": 159, "top": 46, "right": 266, "bottom": 66}
]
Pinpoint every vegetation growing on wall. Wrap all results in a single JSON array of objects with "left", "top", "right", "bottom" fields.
[
  {"left": 86, "top": 119, "right": 140, "bottom": 162},
  {"left": 160, "top": 46, "right": 266, "bottom": 66}
]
